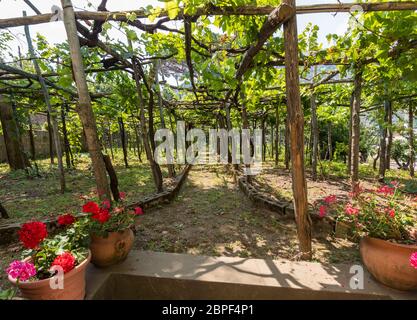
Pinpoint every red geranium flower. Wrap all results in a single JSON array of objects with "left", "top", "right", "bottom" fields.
[
  {"left": 51, "top": 252, "right": 75, "bottom": 273},
  {"left": 101, "top": 199, "right": 111, "bottom": 209},
  {"left": 92, "top": 208, "right": 111, "bottom": 223},
  {"left": 134, "top": 207, "right": 144, "bottom": 215},
  {"left": 119, "top": 192, "right": 126, "bottom": 200},
  {"left": 57, "top": 214, "right": 76, "bottom": 226},
  {"left": 319, "top": 205, "right": 327, "bottom": 218},
  {"left": 324, "top": 195, "right": 337, "bottom": 205},
  {"left": 386, "top": 208, "right": 395, "bottom": 218},
  {"left": 376, "top": 185, "right": 394, "bottom": 196},
  {"left": 82, "top": 201, "right": 99, "bottom": 215},
  {"left": 18, "top": 222, "right": 48, "bottom": 249}
]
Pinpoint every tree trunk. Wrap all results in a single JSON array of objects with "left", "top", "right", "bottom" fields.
[
  {"left": 102, "top": 154, "right": 120, "bottom": 202},
  {"left": 0, "top": 97, "right": 30, "bottom": 170},
  {"left": 275, "top": 104, "right": 280, "bottom": 166},
  {"left": 310, "top": 94, "right": 318, "bottom": 180},
  {"left": 108, "top": 122, "right": 114, "bottom": 160},
  {"left": 373, "top": 147, "right": 380, "bottom": 170},
  {"left": 28, "top": 116, "right": 36, "bottom": 161},
  {"left": 61, "top": 105, "right": 72, "bottom": 169},
  {"left": 132, "top": 58, "right": 163, "bottom": 192},
  {"left": 261, "top": 117, "right": 266, "bottom": 162},
  {"left": 132, "top": 117, "right": 143, "bottom": 163},
  {"left": 283, "top": 0, "right": 311, "bottom": 260},
  {"left": 347, "top": 93, "right": 353, "bottom": 173},
  {"left": 61, "top": 0, "right": 111, "bottom": 201},
  {"left": 241, "top": 92, "right": 252, "bottom": 183},
  {"left": 351, "top": 68, "right": 362, "bottom": 192},
  {"left": 409, "top": 102, "right": 415, "bottom": 177},
  {"left": 24, "top": 14, "right": 65, "bottom": 193},
  {"left": 118, "top": 116, "right": 129, "bottom": 168},
  {"left": 327, "top": 122, "right": 332, "bottom": 161},
  {"left": 378, "top": 101, "right": 388, "bottom": 182},
  {"left": 154, "top": 60, "right": 175, "bottom": 177},
  {"left": 386, "top": 101, "right": 393, "bottom": 170},
  {"left": 0, "top": 202, "right": 9, "bottom": 219},
  {"left": 46, "top": 112, "right": 54, "bottom": 164}
]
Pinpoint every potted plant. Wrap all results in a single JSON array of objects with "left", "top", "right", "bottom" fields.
[
  {"left": 327, "top": 181, "right": 417, "bottom": 291},
  {"left": 6, "top": 215, "right": 90, "bottom": 300},
  {"left": 81, "top": 192, "right": 144, "bottom": 268}
]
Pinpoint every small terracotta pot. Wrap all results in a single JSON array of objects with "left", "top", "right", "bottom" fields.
[
  {"left": 360, "top": 236, "right": 417, "bottom": 291},
  {"left": 8, "top": 251, "right": 91, "bottom": 300},
  {"left": 90, "top": 228, "right": 134, "bottom": 268}
]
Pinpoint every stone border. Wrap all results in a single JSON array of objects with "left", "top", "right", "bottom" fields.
[
  {"left": 237, "top": 174, "right": 339, "bottom": 235},
  {"left": 0, "top": 165, "right": 192, "bottom": 246}
]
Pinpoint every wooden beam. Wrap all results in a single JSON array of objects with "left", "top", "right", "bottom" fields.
[
  {"left": 1, "top": 2, "right": 416, "bottom": 28},
  {"left": 235, "top": 4, "right": 294, "bottom": 79}
]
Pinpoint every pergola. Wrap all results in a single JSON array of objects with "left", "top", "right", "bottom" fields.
[{"left": 0, "top": 0, "right": 416, "bottom": 259}]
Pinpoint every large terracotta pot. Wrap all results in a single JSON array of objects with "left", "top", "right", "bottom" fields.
[
  {"left": 360, "top": 236, "right": 417, "bottom": 291},
  {"left": 8, "top": 251, "right": 91, "bottom": 300},
  {"left": 90, "top": 228, "right": 134, "bottom": 268}
]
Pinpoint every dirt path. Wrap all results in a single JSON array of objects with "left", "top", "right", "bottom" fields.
[{"left": 134, "top": 165, "right": 359, "bottom": 264}]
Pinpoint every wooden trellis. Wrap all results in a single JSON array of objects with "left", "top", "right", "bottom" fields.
[{"left": 0, "top": 1, "right": 416, "bottom": 259}]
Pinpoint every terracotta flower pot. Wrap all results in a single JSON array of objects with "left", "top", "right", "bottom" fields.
[
  {"left": 8, "top": 251, "right": 91, "bottom": 300},
  {"left": 90, "top": 228, "right": 134, "bottom": 268},
  {"left": 360, "top": 236, "right": 417, "bottom": 291}
]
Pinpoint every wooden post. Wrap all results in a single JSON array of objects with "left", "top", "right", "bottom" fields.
[
  {"left": 275, "top": 104, "right": 280, "bottom": 166},
  {"left": 347, "top": 93, "right": 353, "bottom": 173},
  {"left": 310, "top": 94, "right": 318, "bottom": 180},
  {"left": 61, "top": 0, "right": 111, "bottom": 201},
  {"left": 24, "top": 11, "right": 66, "bottom": 193},
  {"left": 283, "top": 0, "right": 311, "bottom": 260},
  {"left": 409, "top": 101, "right": 415, "bottom": 178},
  {"left": 386, "top": 101, "right": 393, "bottom": 170},
  {"left": 118, "top": 116, "right": 129, "bottom": 168},
  {"left": 351, "top": 67, "right": 362, "bottom": 192},
  {"left": 378, "top": 101, "right": 388, "bottom": 181}
]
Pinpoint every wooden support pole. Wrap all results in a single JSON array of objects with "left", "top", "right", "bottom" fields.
[
  {"left": 283, "top": 0, "right": 311, "bottom": 260},
  {"left": 24, "top": 11, "right": 66, "bottom": 193},
  {"left": 409, "top": 101, "right": 415, "bottom": 178},
  {"left": 60, "top": 0, "right": 111, "bottom": 201},
  {"left": 351, "top": 67, "right": 362, "bottom": 192}
]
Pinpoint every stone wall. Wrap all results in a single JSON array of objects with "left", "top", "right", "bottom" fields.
[{"left": 0, "top": 130, "right": 53, "bottom": 163}]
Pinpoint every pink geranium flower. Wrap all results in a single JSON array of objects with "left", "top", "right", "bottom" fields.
[
  {"left": 7, "top": 260, "right": 36, "bottom": 282},
  {"left": 410, "top": 252, "right": 417, "bottom": 269},
  {"left": 119, "top": 192, "right": 126, "bottom": 200},
  {"left": 345, "top": 203, "right": 359, "bottom": 216},
  {"left": 390, "top": 180, "right": 400, "bottom": 188}
]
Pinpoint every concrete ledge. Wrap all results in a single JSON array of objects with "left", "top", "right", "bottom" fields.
[{"left": 85, "top": 250, "right": 417, "bottom": 300}]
